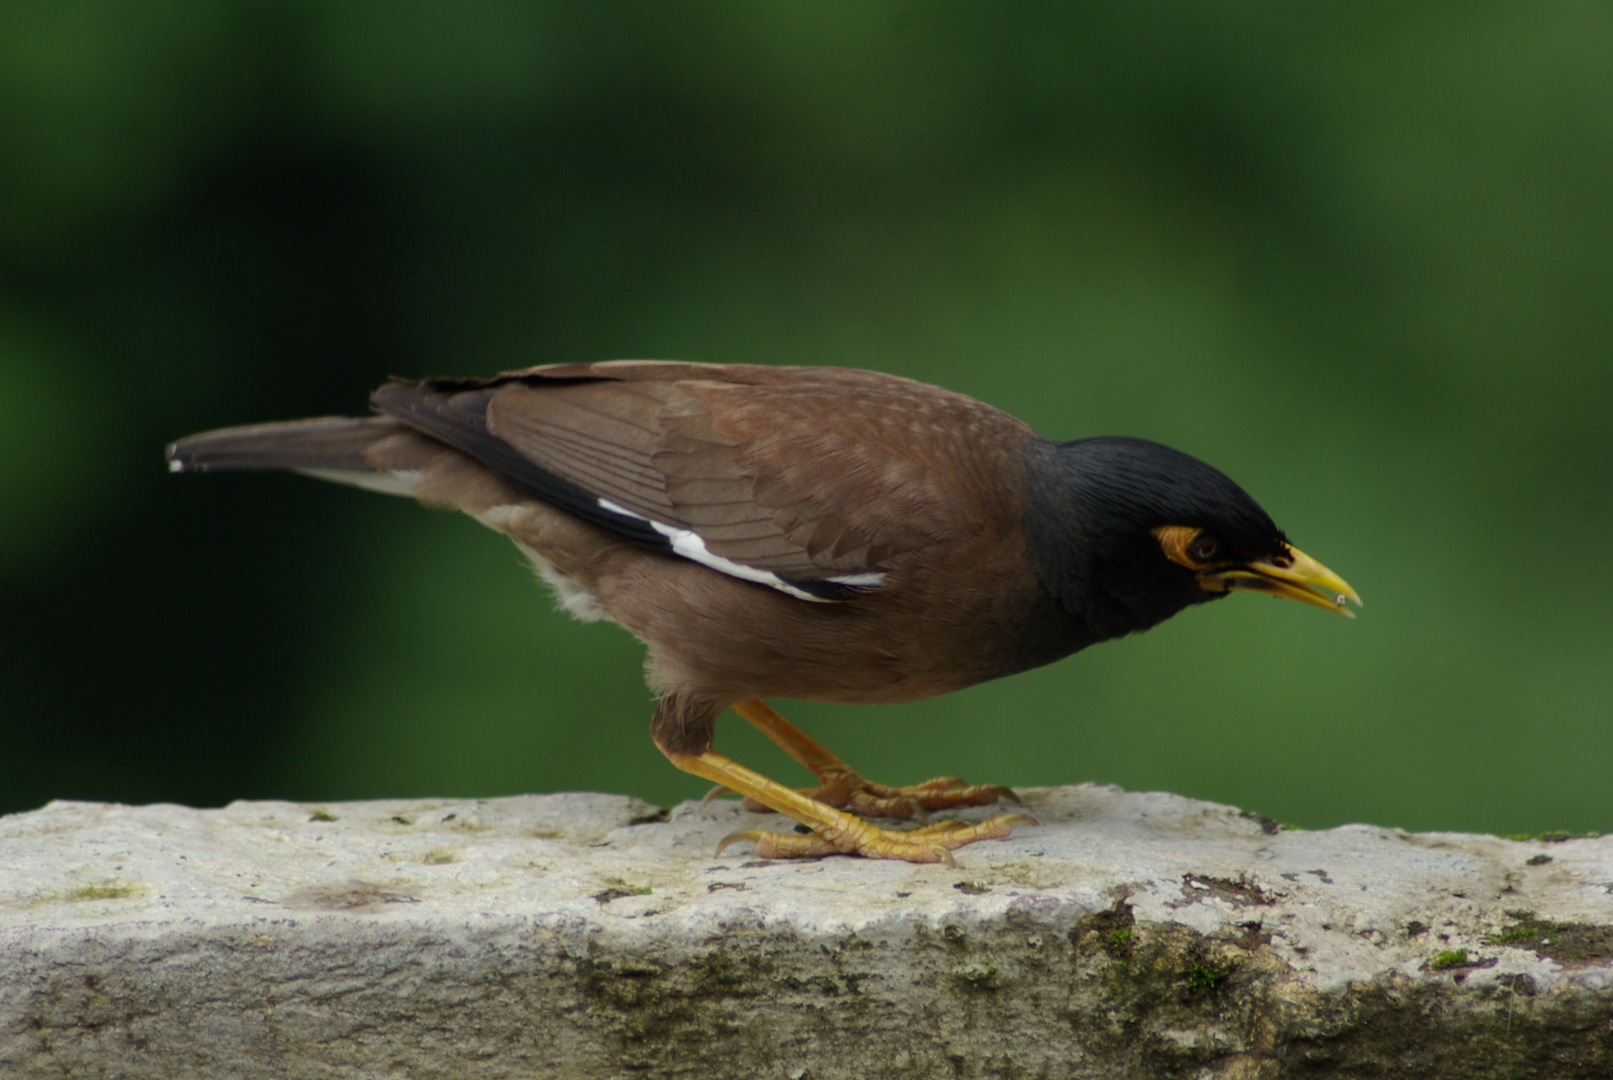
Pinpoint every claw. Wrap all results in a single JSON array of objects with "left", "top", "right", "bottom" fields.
[
  {"left": 701, "top": 784, "right": 735, "bottom": 808},
  {"left": 715, "top": 828, "right": 764, "bottom": 858}
]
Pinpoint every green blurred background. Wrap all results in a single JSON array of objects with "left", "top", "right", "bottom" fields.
[{"left": 2, "top": 3, "right": 1609, "bottom": 835}]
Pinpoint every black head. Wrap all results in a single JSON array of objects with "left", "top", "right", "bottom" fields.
[{"left": 1021, "top": 436, "right": 1356, "bottom": 648}]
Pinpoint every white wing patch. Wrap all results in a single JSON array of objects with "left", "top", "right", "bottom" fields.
[
  {"left": 596, "top": 498, "right": 884, "bottom": 602},
  {"left": 823, "top": 572, "right": 885, "bottom": 587}
]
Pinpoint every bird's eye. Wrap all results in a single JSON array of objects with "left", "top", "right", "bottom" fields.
[{"left": 1189, "top": 535, "right": 1220, "bottom": 562}]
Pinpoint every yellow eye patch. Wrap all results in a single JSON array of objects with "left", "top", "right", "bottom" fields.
[{"left": 1151, "top": 524, "right": 1207, "bottom": 569}]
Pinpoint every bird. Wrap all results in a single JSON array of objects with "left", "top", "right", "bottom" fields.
[{"left": 167, "top": 361, "right": 1359, "bottom": 864}]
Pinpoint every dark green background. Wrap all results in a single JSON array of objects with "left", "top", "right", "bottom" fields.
[{"left": 3, "top": 3, "right": 1609, "bottom": 834}]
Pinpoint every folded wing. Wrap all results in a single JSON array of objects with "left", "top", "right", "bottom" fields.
[{"left": 371, "top": 361, "right": 1037, "bottom": 600}]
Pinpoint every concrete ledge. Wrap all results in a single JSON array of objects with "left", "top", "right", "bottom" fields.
[{"left": 2, "top": 786, "right": 1610, "bottom": 1079}]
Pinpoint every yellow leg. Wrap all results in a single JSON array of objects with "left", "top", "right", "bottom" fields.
[
  {"left": 670, "top": 748, "right": 1033, "bottom": 865},
  {"left": 712, "top": 699, "right": 1020, "bottom": 821}
]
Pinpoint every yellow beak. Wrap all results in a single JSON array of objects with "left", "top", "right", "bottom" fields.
[{"left": 1201, "top": 545, "right": 1362, "bottom": 617}]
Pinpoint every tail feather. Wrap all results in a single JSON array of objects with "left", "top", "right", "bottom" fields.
[{"left": 166, "top": 416, "right": 406, "bottom": 474}]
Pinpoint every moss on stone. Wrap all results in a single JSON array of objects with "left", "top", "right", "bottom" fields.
[
  {"left": 64, "top": 881, "right": 143, "bottom": 902},
  {"left": 1487, "top": 914, "right": 1613, "bottom": 965}
]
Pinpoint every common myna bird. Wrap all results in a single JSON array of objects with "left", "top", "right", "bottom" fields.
[{"left": 168, "top": 362, "right": 1359, "bottom": 864}]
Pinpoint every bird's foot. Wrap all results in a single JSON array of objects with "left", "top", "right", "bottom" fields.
[
  {"left": 722, "top": 770, "right": 1019, "bottom": 821},
  {"left": 676, "top": 748, "right": 1033, "bottom": 865},
  {"left": 714, "top": 699, "right": 1020, "bottom": 821},
  {"left": 716, "top": 813, "right": 1037, "bottom": 866}
]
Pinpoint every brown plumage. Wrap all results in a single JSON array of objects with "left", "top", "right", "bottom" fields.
[{"left": 169, "top": 361, "right": 1358, "bottom": 863}]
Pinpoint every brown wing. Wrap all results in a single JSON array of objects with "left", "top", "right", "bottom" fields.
[{"left": 372, "top": 361, "right": 1039, "bottom": 591}]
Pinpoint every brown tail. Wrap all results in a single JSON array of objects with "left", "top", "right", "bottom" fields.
[{"left": 166, "top": 416, "right": 407, "bottom": 474}]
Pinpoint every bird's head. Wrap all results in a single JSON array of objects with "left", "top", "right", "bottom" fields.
[{"left": 1030, "top": 437, "right": 1360, "bottom": 641}]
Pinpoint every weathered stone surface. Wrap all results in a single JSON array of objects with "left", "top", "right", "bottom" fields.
[{"left": 1, "top": 785, "right": 1609, "bottom": 1079}]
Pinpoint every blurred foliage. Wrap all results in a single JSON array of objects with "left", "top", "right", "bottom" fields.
[{"left": 2, "top": 2, "right": 1609, "bottom": 834}]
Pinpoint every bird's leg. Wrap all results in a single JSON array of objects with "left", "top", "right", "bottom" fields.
[
  {"left": 652, "top": 694, "right": 1032, "bottom": 864},
  {"left": 719, "top": 699, "right": 1020, "bottom": 821}
]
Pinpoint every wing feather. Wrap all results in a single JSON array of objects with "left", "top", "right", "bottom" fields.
[{"left": 372, "top": 362, "right": 1038, "bottom": 595}]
